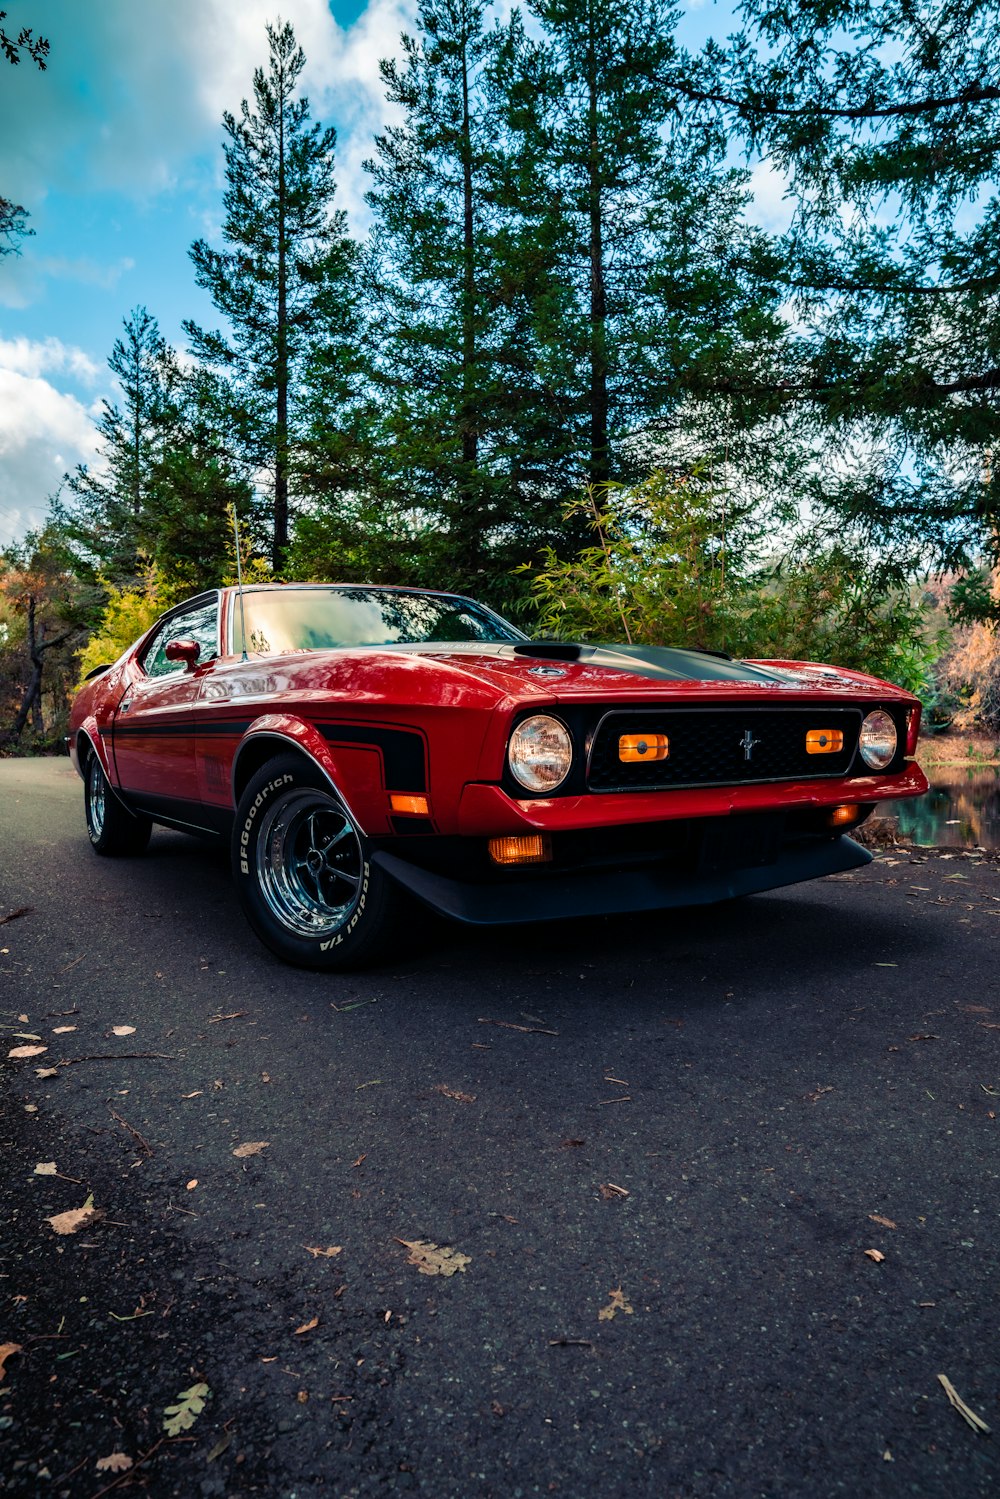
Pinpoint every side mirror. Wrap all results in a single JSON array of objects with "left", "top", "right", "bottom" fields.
[{"left": 164, "top": 638, "right": 202, "bottom": 672}]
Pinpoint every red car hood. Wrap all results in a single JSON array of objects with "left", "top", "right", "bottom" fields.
[{"left": 260, "top": 641, "right": 911, "bottom": 707}]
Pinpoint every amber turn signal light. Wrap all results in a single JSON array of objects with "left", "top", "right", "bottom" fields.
[
  {"left": 619, "top": 733, "right": 669, "bottom": 762},
  {"left": 389, "top": 793, "right": 429, "bottom": 816},
  {"left": 488, "top": 834, "right": 552, "bottom": 865},
  {"left": 827, "top": 803, "right": 861, "bottom": 828},
  {"left": 806, "top": 729, "right": 844, "bottom": 754}
]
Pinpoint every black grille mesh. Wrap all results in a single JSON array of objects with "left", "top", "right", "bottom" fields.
[{"left": 587, "top": 709, "right": 861, "bottom": 791}]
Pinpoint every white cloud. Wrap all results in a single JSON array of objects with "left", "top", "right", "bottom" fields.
[
  {"left": 745, "top": 159, "right": 794, "bottom": 234},
  {"left": 0, "top": 368, "right": 101, "bottom": 545},
  {"left": 0, "top": 336, "right": 100, "bottom": 384},
  {"left": 0, "top": 0, "right": 417, "bottom": 223}
]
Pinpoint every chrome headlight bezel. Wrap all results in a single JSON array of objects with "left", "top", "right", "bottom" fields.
[
  {"left": 507, "top": 714, "right": 574, "bottom": 794},
  {"left": 859, "top": 709, "right": 897, "bottom": 770}
]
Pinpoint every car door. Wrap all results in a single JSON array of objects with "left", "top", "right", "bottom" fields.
[{"left": 111, "top": 595, "right": 220, "bottom": 827}]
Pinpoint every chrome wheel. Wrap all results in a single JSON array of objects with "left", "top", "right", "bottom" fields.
[
  {"left": 255, "top": 787, "right": 363, "bottom": 938},
  {"left": 88, "top": 755, "right": 106, "bottom": 839}
]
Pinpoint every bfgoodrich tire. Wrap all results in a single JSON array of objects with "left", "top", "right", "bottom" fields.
[
  {"left": 84, "top": 750, "right": 151, "bottom": 856},
  {"left": 231, "top": 753, "right": 400, "bottom": 971}
]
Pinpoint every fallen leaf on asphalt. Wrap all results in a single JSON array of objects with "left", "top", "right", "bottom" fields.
[
  {"left": 599, "top": 1183, "right": 629, "bottom": 1200},
  {"left": 874, "top": 962, "right": 898, "bottom": 968},
  {"left": 186, "top": 1180, "right": 198, "bottom": 1190},
  {"left": 598, "top": 1286, "right": 634, "bottom": 1321},
  {"left": 0, "top": 1343, "right": 22, "bottom": 1379},
  {"left": 433, "top": 1084, "right": 476, "bottom": 1104},
  {"left": 297, "top": 1389, "right": 308, "bottom": 1403},
  {"left": 396, "top": 1238, "right": 471, "bottom": 1277},
  {"left": 294, "top": 1317, "right": 319, "bottom": 1335},
  {"left": 13, "top": 1032, "right": 41, "bottom": 1040},
  {"left": 95, "top": 1453, "right": 133, "bottom": 1474},
  {"left": 45, "top": 1194, "right": 103, "bottom": 1236},
  {"left": 0, "top": 906, "right": 32, "bottom": 925},
  {"left": 233, "top": 1141, "right": 269, "bottom": 1158},
  {"left": 34, "top": 1162, "right": 58, "bottom": 1176},
  {"left": 180, "top": 1091, "right": 202, "bottom": 1099},
  {"left": 864, "top": 1248, "right": 886, "bottom": 1263},
  {"left": 304, "top": 1245, "right": 343, "bottom": 1258},
  {"left": 869, "top": 1214, "right": 897, "bottom": 1229},
  {"left": 163, "top": 1381, "right": 210, "bottom": 1435},
  {"left": 806, "top": 1085, "right": 834, "bottom": 1103},
  {"left": 205, "top": 1431, "right": 232, "bottom": 1462},
  {"left": 560, "top": 1138, "right": 585, "bottom": 1149},
  {"left": 208, "top": 1011, "right": 247, "bottom": 1023},
  {"left": 51, "top": 1026, "right": 76, "bottom": 1035},
  {"left": 8, "top": 1045, "right": 47, "bottom": 1059},
  {"left": 35, "top": 1067, "right": 58, "bottom": 1078},
  {"left": 23, "top": 1104, "right": 37, "bottom": 1113},
  {"left": 938, "top": 1373, "right": 991, "bottom": 1434},
  {"left": 908, "top": 1033, "right": 939, "bottom": 1042},
  {"left": 112, "top": 1025, "right": 136, "bottom": 1036}
]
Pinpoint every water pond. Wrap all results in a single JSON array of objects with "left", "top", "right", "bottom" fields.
[{"left": 878, "top": 764, "right": 1000, "bottom": 849}]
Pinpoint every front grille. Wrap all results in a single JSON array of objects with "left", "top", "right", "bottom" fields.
[{"left": 587, "top": 708, "right": 861, "bottom": 792}]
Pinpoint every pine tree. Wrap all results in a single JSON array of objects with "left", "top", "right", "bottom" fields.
[
  {"left": 61, "top": 307, "right": 179, "bottom": 585},
  {"left": 364, "top": 0, "right": 519, "bottom": 593},
  {"left": 495, "top": 0, "right": 785, "bottom": 496},
  {"left": 186, "top": 21, "right": 357, "bottom": 573},
  {"left": 670, "top": 0, "right": 1000, "bottom": 573}
]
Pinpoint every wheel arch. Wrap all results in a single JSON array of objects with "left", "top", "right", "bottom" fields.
[
  {"left": 75, "top": 722, "right": 114, "bottom": 783},
  {"left": 231, "top": 727, "right": 368, "bottom": 835}
]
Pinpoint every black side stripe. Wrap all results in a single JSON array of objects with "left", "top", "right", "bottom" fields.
[{"left": 112, "top": 717, "right": 427, "bottom": 792}]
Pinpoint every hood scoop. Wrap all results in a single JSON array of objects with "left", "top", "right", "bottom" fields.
[{"left": 512, "top": 641, "right": 583, "bottom": 662}]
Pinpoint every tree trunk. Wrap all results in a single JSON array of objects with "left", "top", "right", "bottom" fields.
[
  {"left": 457, "top": 16, "right": 480, "bottom": 580},
  {"left": 586, "top": 6, "right": 609, "bottom": 491},
  {"left": 274, "top": 56, "right": 290, "bottom": 573}
]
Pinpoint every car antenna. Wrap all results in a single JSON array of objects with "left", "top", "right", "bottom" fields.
[{"left": 231, "top": 504, "right": 249, "bottom": 662}]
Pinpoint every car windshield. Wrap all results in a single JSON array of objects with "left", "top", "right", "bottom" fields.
[{"left": 230, "top": 587, "right": 525, "bottom": 655}]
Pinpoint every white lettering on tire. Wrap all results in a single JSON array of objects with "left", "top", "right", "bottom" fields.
[{"left": 239, "top": 772, "right": 293, "bottom": 876}]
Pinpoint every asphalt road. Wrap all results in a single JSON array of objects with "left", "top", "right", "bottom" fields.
[{"left": 1, "top": 757, "right": 998, "bottom": 1499}]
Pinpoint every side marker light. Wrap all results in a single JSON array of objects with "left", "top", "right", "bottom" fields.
[
  {"left": 389, "top": 793, "right": 429, "bottom": 816},
  {"left": 488, "top": 834, "right": 552, "bottom": 865}
]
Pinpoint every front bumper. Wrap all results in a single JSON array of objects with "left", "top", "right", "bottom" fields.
[
  {"left": 454, "top": 761, "right": 927, "bottom": 837},
  {"left": 374, "top": 832, "right": 872, "bottom": 927}
]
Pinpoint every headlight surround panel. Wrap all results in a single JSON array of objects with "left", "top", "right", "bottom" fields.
[{"left": 500, "top": 701, "right": 909, "bottom": 799}]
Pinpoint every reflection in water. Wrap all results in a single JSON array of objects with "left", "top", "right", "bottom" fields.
[{"left": 879, "top": 768, "right": 1000, "bottom": 848}]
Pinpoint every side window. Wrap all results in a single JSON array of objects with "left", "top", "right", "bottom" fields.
[{"left": 142, "top": 600, "right": 219, "bottom": 679}]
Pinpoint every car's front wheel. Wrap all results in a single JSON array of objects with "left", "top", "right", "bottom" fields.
[
  {"left": 232, "top": 754, "right": 401, "bottom": 970},
  {"left": 84, "top": 750, "right": 152, "bottom": 856}
]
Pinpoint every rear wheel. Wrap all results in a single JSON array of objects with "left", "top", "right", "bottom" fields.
[
  {"left": 232, "top": 754, "right": 401, "bottom": 970},
  {"left": 84, "top": 750, "right": 151, "bottom": 856}
]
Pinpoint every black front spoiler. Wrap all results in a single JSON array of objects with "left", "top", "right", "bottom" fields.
[{"left": 372, "top": 836, "right": 872, "bottom": 927}]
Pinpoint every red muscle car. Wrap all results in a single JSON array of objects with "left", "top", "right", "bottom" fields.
[{"left": 68, "top": 582, "right": 927, "bottom": 969}]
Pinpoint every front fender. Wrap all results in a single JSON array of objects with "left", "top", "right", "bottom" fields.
[{"left": 231, "top": 715, "right": 392, "bottom": 835}]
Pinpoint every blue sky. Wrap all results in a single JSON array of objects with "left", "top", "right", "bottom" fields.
[{"left": 0, "top": 0, "right": 752, "bottom": 548}]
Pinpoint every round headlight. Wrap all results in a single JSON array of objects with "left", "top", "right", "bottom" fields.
[
  {"left": 508, "top": 715, "right": 573, "bottom": 793},
  {"left": 859, "top": 709, "right": 897, "bottom": 770}
]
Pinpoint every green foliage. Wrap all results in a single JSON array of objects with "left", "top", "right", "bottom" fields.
[
  {"left": 669, "top": 0, "right": 1000, "bottom": 570},
  {"left": 75, "top": 570, "right": 164, "bottom": 684},
  {"left": 521, "top": 472, "right": 936, "bottom": 690},
  {"left": 186, "top": 20, "right": 359, "bottom": 570}
]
